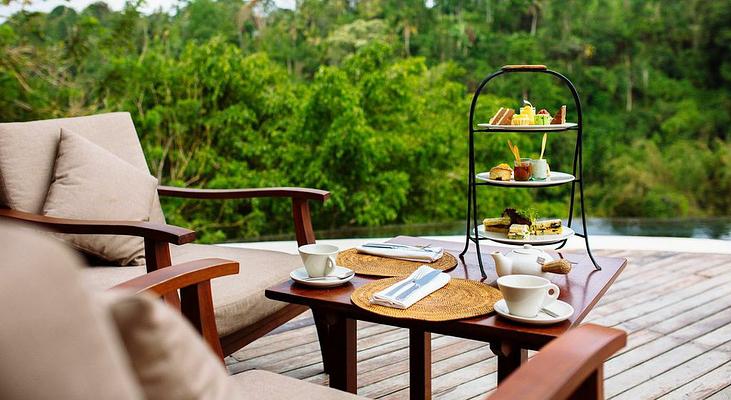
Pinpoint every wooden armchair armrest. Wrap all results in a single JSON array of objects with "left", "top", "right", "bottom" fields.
[
  {"left": 114, "top": 258, "right": 240, "bottom": 361},
  {"left": 158, "top": 185, "right": 330, "bottom": 246},
  {"left": 0, "top": 208, "right": 195, "bottom": 245},
  {"left": 158, "top": 185, "right": 330, "bottom": 202},
  {"left": 489, "top": 324, "right": 627, "bottom": 400}
]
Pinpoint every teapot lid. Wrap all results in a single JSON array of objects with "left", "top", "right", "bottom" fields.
[{"left": 513, "top": 244, "right": 544, "bottom": 255}]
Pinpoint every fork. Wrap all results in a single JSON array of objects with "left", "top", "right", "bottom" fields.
[{"left": 383, "top": 269, "right": 427, "bottom": 297}]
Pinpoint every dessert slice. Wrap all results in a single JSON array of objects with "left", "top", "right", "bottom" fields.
[
  {"left": 507, "top": 224, "right": 530, "bottom": 239},
  {"left": 483, "top": 216, "right": 511, "bottom": 233},
  {"left": 551, "top": 105, "right": 566, "bottom": 124}
]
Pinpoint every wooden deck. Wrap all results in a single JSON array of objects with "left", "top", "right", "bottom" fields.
[{"left": 227, "top": 249, "right": 731, "bottom": 399}]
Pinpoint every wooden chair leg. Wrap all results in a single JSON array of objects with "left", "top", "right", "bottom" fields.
[{"left": 569, "top": 368, "right": 604, "bottom": 400}]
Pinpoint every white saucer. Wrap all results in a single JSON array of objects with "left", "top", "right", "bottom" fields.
[
  {"left": 290, "top": 266, "right": 354, "bottom": 288},
  {"left": 493, "top": 299, "right": 574, "bottom": 325}
]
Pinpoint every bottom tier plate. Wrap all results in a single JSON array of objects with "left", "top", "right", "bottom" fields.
[{"left": 476, "top": 224, "right": 575, "bottom": 245}]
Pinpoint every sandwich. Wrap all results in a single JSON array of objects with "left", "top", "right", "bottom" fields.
[
  {"left": 483, "top": 216, "right": 511, "bottom": 233},
  {"left": 488, "top": 163, "right": 512, "bottom": 181},
  {"left": 502, "top": 208, "right": 535, "bottom": 227},
  {"left": 507, "top": 224, "right": 530, "bottom": 239},
  {"left": 532, "top": 219, "right": 563, "bottom": 235},
  {"left": 489, "top": 107, "right": 515, "bottom": 125}
]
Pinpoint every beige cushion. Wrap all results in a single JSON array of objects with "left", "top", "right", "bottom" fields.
[
  {"left": 43, "top": 128, "right": 158, "bottom": 265},
  {"left": 0, "top": 112, "right": 166, "bottom": 224},
  {"left": 108, "top": 291, "right": 233, "bottom": 400},
  {"left": 0, "top": 222, "right": 143, "bottom": 399},
  {"left": 82, "top": 244, "right": 299, "bottom": 337},
  {"left": 231, "top": 370, "right": 368, "bottom": 399}
]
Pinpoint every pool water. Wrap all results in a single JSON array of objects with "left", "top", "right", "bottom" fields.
[{"left": 241, "top": 217, "right": 731, "bottom": 242}]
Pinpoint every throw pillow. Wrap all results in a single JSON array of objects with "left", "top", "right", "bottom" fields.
[
  {"left": 107, "top": 291, "right": 233, "bottom": 400},
  {"left": 42, "top": 128, "right": 158, "bottom": 265}
]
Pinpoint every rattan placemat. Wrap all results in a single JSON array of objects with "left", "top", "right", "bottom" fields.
[
  {"left": 350, "top": 277, "right": 502, "bottom": 321},
  {"left": 337, "top": 248, "right": 457, "bottom": 277}
]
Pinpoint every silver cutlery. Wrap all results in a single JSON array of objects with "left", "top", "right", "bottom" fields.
[
  {"left": 384, "top": 269, "right": 427, "bottom": 297},
  {"left": 395, "top": 270, "right": 442, "bottom": 301},
  {"left": 301, "top": 271, "right": 354, "bottom": 281},
  {"left": 541, "top": 307, "right": 559, "bottom": 318},
  {"left": 362, "top": 243, "right": 440, "bottom": 253}
]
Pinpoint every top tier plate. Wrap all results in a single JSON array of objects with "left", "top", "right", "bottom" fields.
[{"left": 476, "top": 122, "right": 577, "bottom": 132}]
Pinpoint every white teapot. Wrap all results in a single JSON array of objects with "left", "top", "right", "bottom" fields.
[{"left": 490, "top": 244, "right": 554, "bottom": 278}]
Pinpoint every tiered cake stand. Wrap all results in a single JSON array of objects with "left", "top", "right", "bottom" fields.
[{"left": 459, "top": 64, "right": 601, "bottom": 278}]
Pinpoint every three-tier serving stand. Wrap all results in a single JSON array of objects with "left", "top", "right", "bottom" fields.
[{"left": 459, "top": 64, "right": 601, "bottom": 278}]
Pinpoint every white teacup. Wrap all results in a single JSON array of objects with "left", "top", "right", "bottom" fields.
[
  {"left": 530, "top": 159, "right": 549, "bottom": 180},
  {"left": 299, "top": 244, "right": 339, "bottom": 278},
  {"left": 497, "top": 275, "right": 560, "bottom": 318}
]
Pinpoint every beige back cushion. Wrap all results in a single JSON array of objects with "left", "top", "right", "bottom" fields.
[
  {"left": 0, "top": 222, "right": 143, "bottom": 399},
  {"left": 43, "top": 129, "right": 158, "bottom": 265},
  {"left": 108, "top": 291, "right": 233, "bottom": 400},
  {"left": 0, "top": 112, "right": 165, "bottom": 224}
]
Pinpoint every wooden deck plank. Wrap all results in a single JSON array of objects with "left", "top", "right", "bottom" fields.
[
  {"left": 658, "top": 360, "right": 731, "bottom": 400},
  {"left": 227, "top": 249, "right": 731, "bottom": 400},
  {"left": 611, "top": 342, "right": 731, "bottom": 400}
]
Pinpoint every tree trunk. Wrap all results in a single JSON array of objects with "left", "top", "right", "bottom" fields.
[{"left": 625, "top": 54, "right": 633, "bottom": 112}]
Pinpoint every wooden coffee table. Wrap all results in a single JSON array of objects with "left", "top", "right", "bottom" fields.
[{"left": 266, "top": 236, "right": 627, "bottom": 399}]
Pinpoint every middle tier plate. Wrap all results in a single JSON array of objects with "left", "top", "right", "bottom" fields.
[
  {"left": 475, "top": 171, "right": 575, "bottom": 187},
  {"left": 476, "top": 224, "right": 575, "bottom": 245}
]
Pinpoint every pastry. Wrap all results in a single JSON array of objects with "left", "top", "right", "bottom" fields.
[
  {"left": 551, "top": 105, "right": 566, "bottom": 124},
  {"left": 534, "top": 112, "right": 551, "bottom": 125},
  {"left": 489, "top": 108, "right": 515, "bottom": 125},
  {"left": 483, "top": 216, "right": 511, "bottom": 233},
  {"left": 511, "top": 100, "right": 537, "bottom": 125},
  {"left": 488, "top": 163, "right": 513, "bottom": 181},
  {"left": 507, "top": 224, "right": 530, "bottom": 239}
]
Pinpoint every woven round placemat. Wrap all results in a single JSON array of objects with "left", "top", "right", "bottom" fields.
[
  {"left": 337, "top": 248, "right": 457, "bottom": 277},
  {"left": 350, "top": 277, "right": 502, "bottom": 321}
]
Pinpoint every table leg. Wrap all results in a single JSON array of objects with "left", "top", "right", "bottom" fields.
[
  {"left": 490, "top": 341, "right": 527, "bottom": 384},
  {"left": 312, "top": 308, "right": 332, "bottom": 373},
  {"left": 410, "top": 329, "right": 432, "bottom": 400},
  {"left": 327, "top": 315, "right": 357, "bottom": 393}
]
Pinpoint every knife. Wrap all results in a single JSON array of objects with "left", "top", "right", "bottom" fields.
[{"left": 395, "top": 270, "right": 442, "bottom": 301}]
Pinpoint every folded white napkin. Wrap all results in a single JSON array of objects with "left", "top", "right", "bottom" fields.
[
  {"left": 371, "top": 265, "right": 451, "bottom": 309},
  {"left": 356, "top": 243, "right": 444, "bottom": 262}
]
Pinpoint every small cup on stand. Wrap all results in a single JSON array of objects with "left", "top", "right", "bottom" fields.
[
  {"left": 513, "top": 158, "right": 532, "bottom": 181},
  {"left": 530, "top": 159, "right": 549, "bottom": 181},
  {"left": 298, "top": 244, "right": 339, "bottom": 278}
]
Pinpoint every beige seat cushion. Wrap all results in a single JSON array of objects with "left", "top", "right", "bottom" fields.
[
  {"left": 231, "top": 370, "right": 369, "bottom": 399},
  {"left": 0, "top": 222, "right": 143, "bottom": 399},
  {"left": 0, "top": 112, "right": 165, "bottom": 224},
  {"left": 107, "top": 291, "right": 232, "bottom": 400},
  {"left": 171, "top": 244, "right": 300, "bottom": 337},
  {"left": 83, "top": 245, "right": 299, "bottom": 337},
  {"left": 43, "top": 128, "right": 158, "bottom": 265}
]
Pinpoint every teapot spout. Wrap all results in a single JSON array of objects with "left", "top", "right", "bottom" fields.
[{"left": 490, "top": 251, "right": 512, "bottom": 277}]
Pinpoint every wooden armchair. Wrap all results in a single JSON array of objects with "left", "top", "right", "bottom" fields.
[{"left": 0, "top": 112, "right": 330, "bottom": 358}]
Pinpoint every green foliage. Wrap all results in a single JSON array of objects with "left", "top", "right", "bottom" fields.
[{"left": 1, "top": 0, "right": 729, "bottom": 241}]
